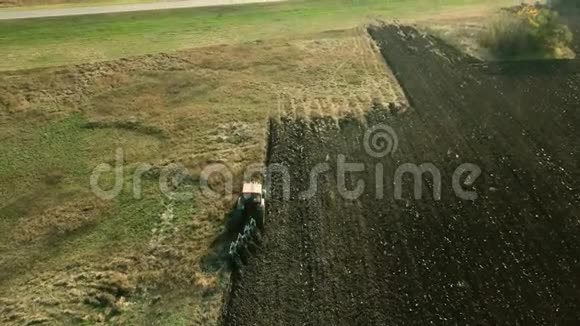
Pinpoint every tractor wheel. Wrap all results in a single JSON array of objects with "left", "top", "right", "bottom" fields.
[
  {"left": 255, "top": 207, "right": 265, "bottom": 231},
  {"left": 227, "top": 208, "right": 244, "bottom": 234}
]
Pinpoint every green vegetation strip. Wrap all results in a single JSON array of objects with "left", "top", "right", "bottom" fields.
[{"left": 0, "top": 0, "right": 512, "bottom": 70}]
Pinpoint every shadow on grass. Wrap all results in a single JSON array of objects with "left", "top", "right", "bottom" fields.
[{"left": 199, "top": 204, "right": 247, "bottom": 273}]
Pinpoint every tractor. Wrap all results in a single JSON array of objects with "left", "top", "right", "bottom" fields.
[
  {"left": 227, "top": 182, "right": 265, "bottom": 269},
  {"left": 229, "top": 182, "right": 266, "bottom": 233}
]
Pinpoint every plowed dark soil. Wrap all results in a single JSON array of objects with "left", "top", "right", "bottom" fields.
[{"left": 222, "top": 25, "right": 580, "bottom": 325}]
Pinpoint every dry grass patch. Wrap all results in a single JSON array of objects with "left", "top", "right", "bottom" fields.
[{"left": 11, "top": 197, "right": 112, "bottom": 243}]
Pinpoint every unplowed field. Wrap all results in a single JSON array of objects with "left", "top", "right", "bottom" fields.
[{"left": 222, "top": 25, "right": 580, "bottom": 325}]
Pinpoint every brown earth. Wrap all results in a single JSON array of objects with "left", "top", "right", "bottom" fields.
[{"left": 221, "top": 25, "right": 580, "bottom": 325}]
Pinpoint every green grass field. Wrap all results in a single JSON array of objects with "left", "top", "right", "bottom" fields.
[{"left": 0, "top": 0, "right": 512, "bottom": 70}]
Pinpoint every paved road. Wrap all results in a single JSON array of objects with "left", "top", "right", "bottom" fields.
[{"left": 0, "top": 0, "right": 284, "bottom": 20}]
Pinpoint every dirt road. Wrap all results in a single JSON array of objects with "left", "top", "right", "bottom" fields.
[
  {"left": 0, "top": 0, "right": 283, "bottom": 20},
  {"left": 221, "top": 25, "right": 580, "bottom": 325}
]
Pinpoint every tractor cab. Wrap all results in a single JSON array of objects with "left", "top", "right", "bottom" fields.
[
  {"left": 232, "top": 182, "right": 266, "bottom": 231},
  {"left": 241, "top": 182, "right": 263, "bottom": 203}
]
